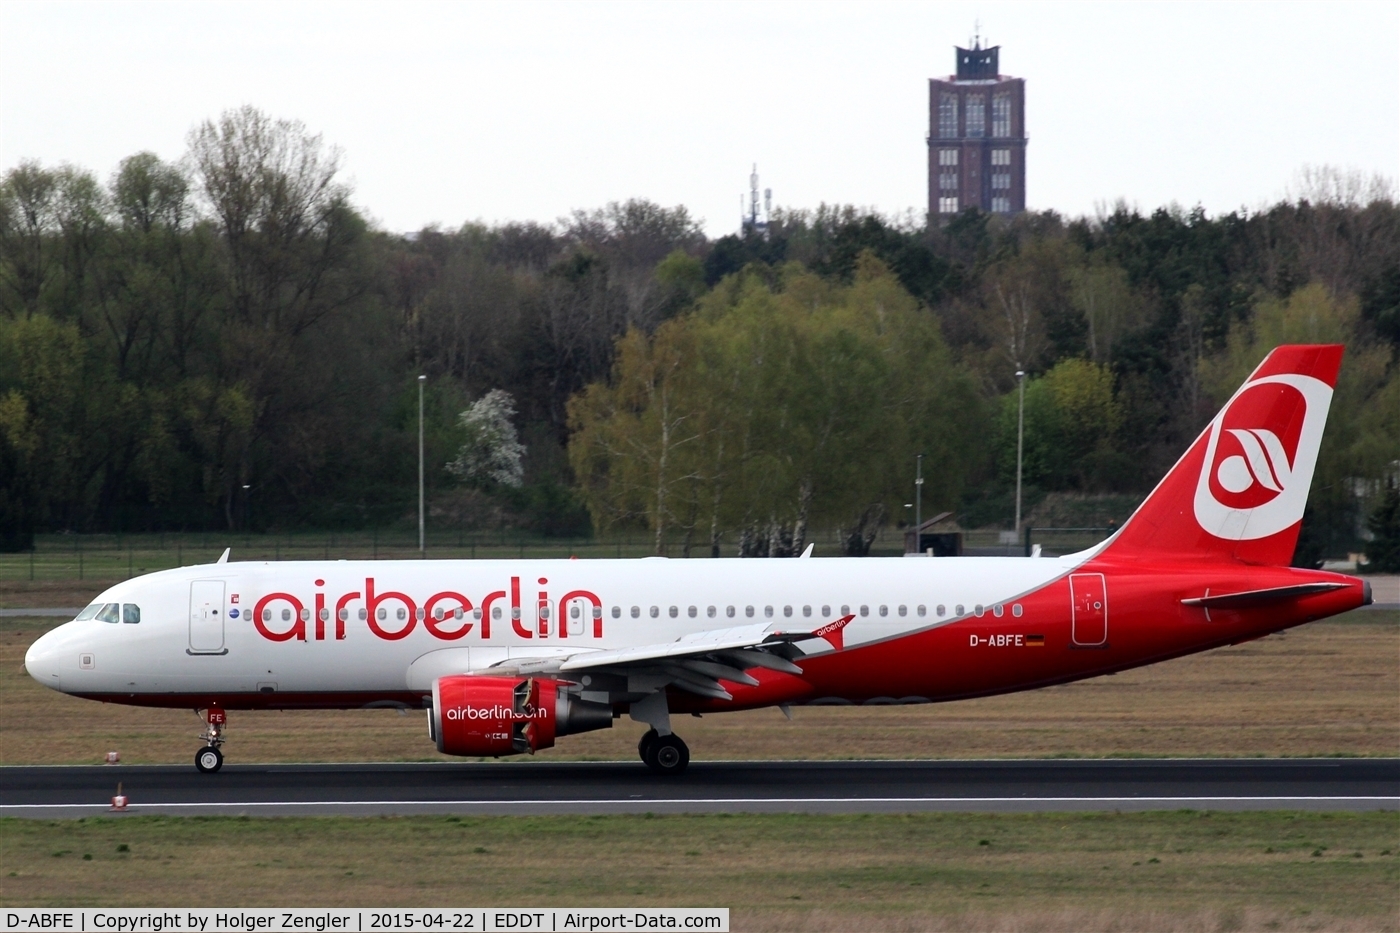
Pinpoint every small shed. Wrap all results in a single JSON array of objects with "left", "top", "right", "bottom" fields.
[{"left": 903, "top": 512, "right": 963, "bottom": 556}]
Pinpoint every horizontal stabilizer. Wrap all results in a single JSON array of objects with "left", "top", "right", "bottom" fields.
[{"left": 1180, "top": 582, "right": 1347, "bottom": 610}]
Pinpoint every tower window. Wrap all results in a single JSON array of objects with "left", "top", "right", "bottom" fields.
[
  {"left": 938, "top": 94, "right": 959, "bottom": 138},
  {"left": 938, "top": 149, "right": 958, "bottom": 166},
  {"left": 939, "top": 173, "right": 958, "bottom": 190},
  {"left": 993, "top": 94, "right": 1012, "bottom": 137},
  {"left": 992, "top": 196, "right": 1011, "bottom": 213},
  {"left": 939, "top": 197, "right": 960, "bottom": 214},
  {"left": 965, "top": 95, "right": 985, "bottom": 137},
  {"left": 992, "top": 173, "right": 1010, "bottom": 190},
  {"left": 992, "top": 149, "right": 1010, "bottom": 166}
]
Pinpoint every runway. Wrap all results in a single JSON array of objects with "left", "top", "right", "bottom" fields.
[{"left": 2, "top": 758, "right": 1396, "bottom": 817}]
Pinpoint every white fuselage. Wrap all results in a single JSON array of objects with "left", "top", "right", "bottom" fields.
[{"left": 26, "top": 555, "right": 1076, "bottom": 704}]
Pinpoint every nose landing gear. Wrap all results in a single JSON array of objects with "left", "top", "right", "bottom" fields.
[{"left": 194, "top": 707, "right": 226, "bottom": 773}]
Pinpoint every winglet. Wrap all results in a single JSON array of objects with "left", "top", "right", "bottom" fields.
[
  {"left": 810, "top": 614, "right": 855, "bottom": 651},
  {"left": 799, "top": 543, "right": 814, "bottom": 559},
  {"left": 216, "top": 548, "right": 230, "bottom": 564}
]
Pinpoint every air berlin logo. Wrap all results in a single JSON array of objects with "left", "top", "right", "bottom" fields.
[{"left": 1193, "top": 373, "right": 1332, "bottom": 541}]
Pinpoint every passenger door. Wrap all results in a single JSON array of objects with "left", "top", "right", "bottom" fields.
[
  {"left": 1069, "top": 572, "right": 1108, "bottom": 647},
  {"left": 188, "top": 580, "right": 227, "bottom": 654}
]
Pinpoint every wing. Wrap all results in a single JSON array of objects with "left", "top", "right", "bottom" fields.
[{"left": 490, "top": 616, "right": 854, "bottom": 701}]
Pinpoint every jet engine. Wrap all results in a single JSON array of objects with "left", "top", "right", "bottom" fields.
[{"left": 431, "top": 675, "right": 612, "bottom": 756}]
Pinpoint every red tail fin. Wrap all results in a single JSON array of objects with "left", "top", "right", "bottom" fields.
[{"left": 1102, "top": 345, "right": 1343, "bottom": 566}]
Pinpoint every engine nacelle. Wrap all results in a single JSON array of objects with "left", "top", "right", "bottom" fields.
[{"left": 431, "top": 675, "right": 612, "bottom": 757}]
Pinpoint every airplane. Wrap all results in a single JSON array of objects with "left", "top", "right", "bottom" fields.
[{"left": 24, "top": 344, "right": 1373, "bottom": 775}]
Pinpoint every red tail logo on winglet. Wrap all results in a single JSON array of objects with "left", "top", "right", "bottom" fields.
[
  {"left": 1104, "top": 345, "right": 1343, "bottom": 567},
  {"left": 811, "top": 614, "right": 856, "bottom": 651}
]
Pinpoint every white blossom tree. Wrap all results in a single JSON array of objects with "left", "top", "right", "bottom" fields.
[{"left": 446, "top": 389, "right": 526, "bottom": 488}]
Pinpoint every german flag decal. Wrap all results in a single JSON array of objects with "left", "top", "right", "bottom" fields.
[{"left": 1026, "top": 634, "right": 1045, "bottom": 647}]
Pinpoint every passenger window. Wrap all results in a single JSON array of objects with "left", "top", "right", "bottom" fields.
[
  {"left": 416, "top": 608, "right": 426, "bottom": 620},
  {"left": 338, "top": 608, "right": 348, "bottom": 621},
  {"left": 284, "top": 609, "right": 294, "bottom": 622},
  {"left": 1012, "top": 604, "right": 1023, "bottom": 617},
  {"left": 668, "top": 606, "right": 678, "bottom": 618},
  {"left": 936, "top": 605, "right": 945, "bottom": 617},
  {"left": 840, "top": 605, "right": 849, "bottom": 616},
  {"left": 76, "top": 604, "right": 101, "bottom": 621},
  {"left": 955, "top": 604, "right": 965, "bottom": 615},
  {"left": 492, "top": 606, "right": 502, "bottom": 620},
  {"left": 918, "top": 605, "right": 927, "bottom": 617},
  {"left": 97, "top": 603, "right": 120, "bottom": 624},
  {"left": 688, "top": 606, "right": 697, "bottom": 618},
  {"left": 122, "top": 604, "right": 140, "bottom": 624},
  {"left": 803, "top": 606, "right": 812, "bottom": 617},
  {"left": 993, "top": 604, "right": 1004, "bottom": 618},
  {"left": 376, "top": 608, "right": 386, "bottom": 620},
  {"left": 898, "top": 605, "right": 907, "bottom": 617},
  {"left": 859, "top": 605, "right": 869, "bottom": 617},
  {"left": 319, "top": 608, "right": 330, "bottom": 621},
  {"left": 631, "top": 606, "right": 640, "bottom": 618},
  {"left": 726, "top": 606, "right": 735, "bottom": 618},
  {"left": 783, "top": 606, "right": 792, "bottom": 617},
  {"left": 745, "top": 606, "right": 755, "bottom": 618},
  {"left": 822, "top": 605, "right": 831, "bottom": 617},
  {"left": 650, "top": 606, "right": 659, "bottom": 618},
  {"left": 707, "top": 606, "right": 716, "bottom": 618},
  {"left": 396, "top": 608, "right": 407, "bottom": 621},
  {"left": 878, "top": 605, "right": 888, "bottom": 617},
  {"left": 360, "top": 608, "right": 369, "bottom": 620},
  {"left": 763, "top": 606, "right": 773, "bottom": 618},
  {"left": 302, "top": 608, "right": 312, "bottom": 621},
  {"left": 612, "top": 606, "right": 621, "bottom": 618},
  {"left": 974, "top": 605, "right": 984, "bottom": 617}
]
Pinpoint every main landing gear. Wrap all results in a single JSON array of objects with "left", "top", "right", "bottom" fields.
[
  {"left": 194, "top": 707, "right": 226, "bottom": 773},
  {"left": 638, "top": 728, "right": 690, "bottom": 775}
]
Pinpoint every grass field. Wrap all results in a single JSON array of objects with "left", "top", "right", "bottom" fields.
[
  {"left": 2, "top": 611, "right": 1395, "bottom": 765},
  {"left": 3, "top": 811, "right": 1397, "bottom": 930}
]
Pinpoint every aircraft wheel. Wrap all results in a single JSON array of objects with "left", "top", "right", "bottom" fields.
[
  {"left": 645, "top": 734, "right": 689, "bottom": 775},
  {"left": 637, "top": 728, "right": 659, "bottom": 763},
  {"left": 195, "top": 745, "right": 223, "bottom": 774}
]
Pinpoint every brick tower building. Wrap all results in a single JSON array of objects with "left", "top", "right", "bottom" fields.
[{"left": 928, "top": 39, "right": 1026, "bottom": 220}]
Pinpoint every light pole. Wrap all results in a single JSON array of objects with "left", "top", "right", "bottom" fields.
[
  {"left": 915, "top": 452, "right": 924, "bottom": 553},
  {"left": 241, "top": 484, "right": 250, "bottom": 532},
  {"left": 418, "top": 374, "right": 427, "bottom": 556},
  {"left": 1014, "top": 369, "right": 1027, "bottom": 541}
]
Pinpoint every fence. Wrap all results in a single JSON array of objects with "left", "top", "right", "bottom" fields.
[{"left": 0, "top": 526, "right": 1121, "bottom": 583}]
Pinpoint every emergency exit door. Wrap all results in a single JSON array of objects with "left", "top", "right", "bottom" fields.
[
  {"left": 189, "top": 580, "right": 227, "bottom": 654},
  {"left": 1069, "top": 572, "right": 1108, "bottom": 647}
]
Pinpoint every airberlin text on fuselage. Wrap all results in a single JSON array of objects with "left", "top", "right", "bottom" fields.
[{"left": 251, "top": 576, "right": 602, "bottom": 643}]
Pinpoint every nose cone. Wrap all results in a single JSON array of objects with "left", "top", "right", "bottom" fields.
[{"left": 25, "top": 626, "right": 69, "bottom": 692}]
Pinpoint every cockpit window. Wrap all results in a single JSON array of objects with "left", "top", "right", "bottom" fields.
[
  {"left": 122, "top": 604, "right": 141, "bottom": 624},
  {"left": 75, "top": 604, "right": 101, "bottom": 621},
  {"left": 95, "top": 603, "right": 120, "bottom": 624}
]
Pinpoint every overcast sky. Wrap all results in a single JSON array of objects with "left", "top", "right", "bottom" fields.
[{"left": 2, "top": 1, "right": 1396, "bottom": 236}]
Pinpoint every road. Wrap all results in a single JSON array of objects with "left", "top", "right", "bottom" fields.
[{"left": 2, "top": 758, "right": 1395, "bottom": 817}]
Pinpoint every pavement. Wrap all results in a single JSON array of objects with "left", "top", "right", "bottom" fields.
[{"left": 2, "top": 758, "right": 1395, "bottom": 818}]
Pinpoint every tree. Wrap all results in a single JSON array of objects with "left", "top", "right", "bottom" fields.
[
  {"left": 1364, "top": 479, "right": 1400, "bottom": 572},
  {"left": 569, "top": 256, "right": 984, "bottom": 554},
  {"left": 446, "top": 390, "right": 527, "bottom": 489}
]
